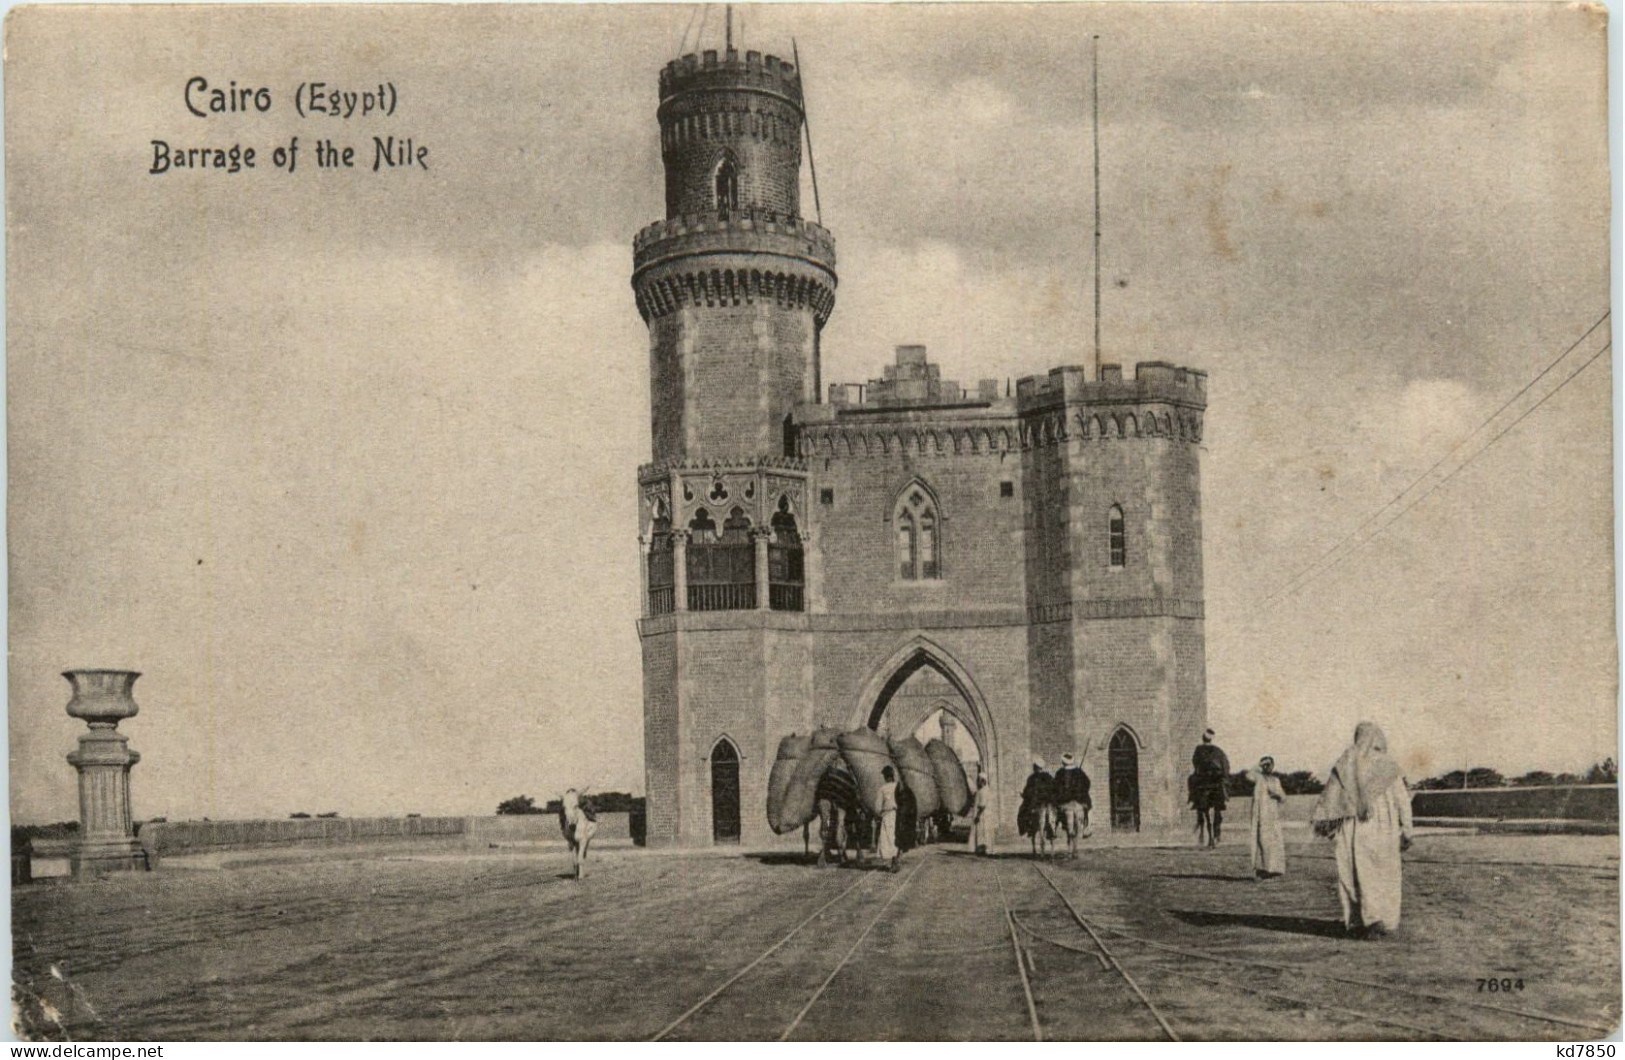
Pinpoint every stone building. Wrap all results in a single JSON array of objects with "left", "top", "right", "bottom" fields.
[{"left": 632, "top": 43, "right": 1209, "bottom": 846}]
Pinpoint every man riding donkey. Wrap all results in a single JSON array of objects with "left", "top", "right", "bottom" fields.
[
  {"left": 1018, "top": 760, "right": 1058, "bottom": 858},
  {"left": 1053, "top": 752, "right": 1093, "bottom": 859},
  {"left": 1189, "top": 729, "right": 1231, "bottom": 848}
]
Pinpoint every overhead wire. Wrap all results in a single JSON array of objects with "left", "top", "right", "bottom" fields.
[{"left": 1266, "top": 312, "right": 1612, "bottom": 603}]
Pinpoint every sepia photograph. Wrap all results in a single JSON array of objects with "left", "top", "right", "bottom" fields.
[{"left": 4, "top": 1, "right": 1618, "bottom": 1042}]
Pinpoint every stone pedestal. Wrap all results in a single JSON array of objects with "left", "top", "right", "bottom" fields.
[{"left": 63, "top": 670, "right": 146, "bottom": 877}]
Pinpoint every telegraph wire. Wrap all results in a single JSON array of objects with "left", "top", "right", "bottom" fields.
[
  {"left": 1264, "top": 311, "right": 1612, "bottom": 603},
  {"left": 675, "top": 5, "right": 701, "bottom": 57},
  {"left": 794, "top": 39, "right": 823, "bottom": 226},
  {"left": 1276, "top": 336, "right": 1612, "bottom": 603},
  {"left": 693, "top": 5, "right": 711, "bottom": 56}
]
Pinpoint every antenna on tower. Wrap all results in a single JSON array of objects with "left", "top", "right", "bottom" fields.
[
  {"left": 1091, "top": 34, "right": 1102, "bottom": 375},
  {"left": 793, "top": 38, "right": 824, "bottom": 225},
  {"left": 725, "top": 4, "right": 733, "bottom": 51}
]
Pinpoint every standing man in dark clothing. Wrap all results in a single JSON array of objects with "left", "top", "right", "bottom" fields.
[
  {"left": 1053, "top": 752, "right": 1093, "bottom": 858},
  {"left": 1190, "top": 728, "right": 1231, "bottom": 848},
  {"left": 895, "top": 777, "right": 919, "bottom": 854},
  {"left": 1019, "top": 760, "right": 1058, "bottom": 859}
]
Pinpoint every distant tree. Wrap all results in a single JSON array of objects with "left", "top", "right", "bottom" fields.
[
  {"left": 497, "top": 795, "right": 544, "bottom": 816},
  {"left": 584, "top": 791, "right": 642, "bottom": 814},
  {"left": 1216, "top": 768, "right": 1321, "bottom": 797},
  {"left": 1278, "top": 770, "right": 1324, "bottom": 796},
  {"left": 290, "top": 812, "right": 311, "bottom": 819},
  {"left": 543, "top": 799, "right": 563, "bottom": 815},
  {"left": 1512, "top": 771, "right": 1556, "bottom": 787},
  {"left": 406, "top": 813, "right": 421, "bottom": 819},
  {"left": 1416, "top": 767, "right": 1504, "bottom": 790},
  {"left": 1586, "top": 758, "right": 1617, "bottom": 785},
  {"left": 317, "top": 812, "right": 340, "bottom": 819}
]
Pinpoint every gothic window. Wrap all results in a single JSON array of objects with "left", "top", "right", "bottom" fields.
[
  {"left": 689, "top": 507, "right": 718, "bottom": 544},
  {"left": 646, "top": 500, "right": 675, "bottom": 615},
  {"left": 715, "top": 156, "right": 739, "bottom": 216},
  {"left": 721, "top": 506, "right": 752, "bottom": 544},
  {"left": 897, "top": 512, "right": 915, "bottom": 580},
  {"left": 687, "top": 506, "right": 753, "bottom": 611},
  {"left": 769, "top": 496, "right": 804, "bottom": 611},
  {"left": 1109, "top": 504, "right": 1126, "bottom": 567},
  {"left": 920, "top": 510, "right": 938, "bottom": 579},
  {"left": 894, "top": 483, "right": 942, "bottom": 581}
]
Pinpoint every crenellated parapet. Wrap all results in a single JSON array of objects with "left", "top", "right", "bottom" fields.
[
  {"left": 634, "top": 210, "right": 835, "bottom": 261},
  {"left": 659, "top": 50, "right": 804, "bottom": 109},
  {"left": 1016, "top": 361, "right": 1207, "bottom": 409},
  {"left": 1015, "top": 361, "right": 1207, "bottom": 449}
]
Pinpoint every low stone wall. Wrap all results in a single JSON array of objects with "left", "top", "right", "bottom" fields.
[
  {"left": 1225, "top": 787, "right": 1619, "bottom": 829},
  {"left": 1214, "top": 793, "right": 1321, "bottom": 828},
  {"left": 465, "top": 813, "right": 634, "bottom": 842},
  {"left": 1410, "top": 785, "right": 1618, "bottom": 822},
  {"left": 140, "top": 812, "right": 639, "bottom": 859}
]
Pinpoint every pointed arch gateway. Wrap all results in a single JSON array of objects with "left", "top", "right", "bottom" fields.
[{"left": 851, "top": 635, "right": 1001, "bottom": 825}]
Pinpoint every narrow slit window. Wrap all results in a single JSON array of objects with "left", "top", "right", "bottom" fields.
[{"left": 1109, "top": 504, "right": 1126, "bottom": 567}]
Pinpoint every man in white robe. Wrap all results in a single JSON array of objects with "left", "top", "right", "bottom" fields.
[
  {"left": 1312, "top": 722, "right": 1414, "bottom": 936},
  {"left": 967, "top": 770, "right": 991, "bottom": 856},
  {"left": 1245, "top": 756, "right": 1287, "bottom": 879},
  {"left": 876, "top": 766, "right": 901, "bottom": 872},
  {"left": 559, "top": 788, "right": 598, "bottom": 880}
]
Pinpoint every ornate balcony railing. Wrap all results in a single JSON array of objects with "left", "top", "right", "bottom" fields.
[{"left": 689, "top": 582, "right": 756, "bottom": 612}]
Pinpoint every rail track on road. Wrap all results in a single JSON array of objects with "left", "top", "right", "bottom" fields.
[
  {"left": 650, "top": 845, "right": 1616, "bottom": 1041},
  {"left": 1024, "top": 859, "right": 1616, "bottom": 1041},
  {"left": 650, "top": 859, "right": 927, "bottom": 1042}
]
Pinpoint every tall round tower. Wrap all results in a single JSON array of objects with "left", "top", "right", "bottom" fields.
[{"left": 632, "top": 48, "right": 837, "bottom": 463}]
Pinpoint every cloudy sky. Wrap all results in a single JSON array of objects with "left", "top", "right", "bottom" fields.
[{"left": 6, "top": 3, "right": 1611, "bottom": 823}]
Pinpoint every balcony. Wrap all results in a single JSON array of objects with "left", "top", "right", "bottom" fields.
[
  {"left": 645, "top": 538, "right": 805, "bottom": 615},
  {"left": 688, "top": 582, "right": 756, "bottom": 612}
]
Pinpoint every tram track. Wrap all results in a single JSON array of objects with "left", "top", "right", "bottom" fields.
[
  {"left": 1030, "top": 860, "right": 1616, "bottom": 1041},
  {"left": 651, "top": 858, "right": 927, "bottom": 1042},
  {"left": 991, "top": 856, "right": 1044, "bottom": 1040}
]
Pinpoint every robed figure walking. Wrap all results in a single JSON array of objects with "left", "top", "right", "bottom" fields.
[{"left": 1311, "top": 722, "right": 1414, "bottom": 937}]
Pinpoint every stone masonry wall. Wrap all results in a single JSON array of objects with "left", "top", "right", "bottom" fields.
[
  {"left": 641, "top": 631, "right": 681, "bottom": 845},
  {"left": 647, "top": 298, "right": 819, "bottom": 464},
  {"left": 808, "top": 439, "right": 1024, "bottom": 614}
]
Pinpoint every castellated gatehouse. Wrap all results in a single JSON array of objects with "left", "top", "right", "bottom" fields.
[{"left": 633, "top": 43, "right": 1209, "bottom": 846}]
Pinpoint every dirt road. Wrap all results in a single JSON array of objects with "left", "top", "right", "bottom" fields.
[{"left": 13, "top": 835, "right": 1619, "bottom": 1040}]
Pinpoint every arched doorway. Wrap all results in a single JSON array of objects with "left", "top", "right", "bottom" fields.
[
  {"left": 1109, "top": 729, "right": 1140, "bottom": 832},
  {"left": 710, "top": 739, "right": 741, "bottom": 843},
  {"left": 852, "top": 637, "right": 1000, "bottom": 830}
]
